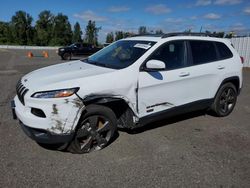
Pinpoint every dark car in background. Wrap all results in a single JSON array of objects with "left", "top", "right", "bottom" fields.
[{"left": 57, "top": 43, "right": 102, "bottom": 60}]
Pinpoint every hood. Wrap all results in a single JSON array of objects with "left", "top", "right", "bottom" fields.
[{"left": 22, "top": 60, "right": 115, "bottom": 91}]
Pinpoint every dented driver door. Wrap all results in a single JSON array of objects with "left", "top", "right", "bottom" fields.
[{"left": 138, "top": 40, "right": 193, "bottom": 117}]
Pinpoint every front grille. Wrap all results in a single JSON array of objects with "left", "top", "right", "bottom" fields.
[{"left": 16, "top": 79, "right": 29, "bottom": 105}]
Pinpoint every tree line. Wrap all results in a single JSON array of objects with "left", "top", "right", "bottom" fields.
[
  {"left": 105, "top": 26, "right": 235, "bottom": 43},
  {"left": 105, "top": 26, "right": 164, "bottom": 43},
  {"left": 0, "top": 10, "right": 100, "bottom": 46},
  {"left": 0, "top": 10, "right": 237, "bottom": 46}
]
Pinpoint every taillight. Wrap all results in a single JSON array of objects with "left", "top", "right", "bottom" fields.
[{"left": 240, "top": 56, "right": 244, "bottom": 64}]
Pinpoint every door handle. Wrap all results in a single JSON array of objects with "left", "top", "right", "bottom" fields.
[
  {"left": 179, "top": 72, "right": 190, "bottom": 77},
  {"left": 217, "top": 65, "right": 225, "bottom": 70}
]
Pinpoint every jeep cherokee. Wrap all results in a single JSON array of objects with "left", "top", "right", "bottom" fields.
[{"left": 11, "top": 33, "right": 243, "bottom": 153}]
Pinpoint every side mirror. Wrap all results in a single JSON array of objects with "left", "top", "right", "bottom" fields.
[{"left": 145, "top": 60, "right": 166, "bottom": 71}]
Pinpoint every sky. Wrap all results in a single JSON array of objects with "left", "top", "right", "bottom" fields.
[{"left": 0, "top": 0, "right": 250, "bottom": 43}]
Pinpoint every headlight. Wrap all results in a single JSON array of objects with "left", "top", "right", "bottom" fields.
[
  {"left": 60, "top": 49, "right": 65, "bottom": 51},
  {"left": 32, "top": 88, "right": 79, "bottom": 98}
]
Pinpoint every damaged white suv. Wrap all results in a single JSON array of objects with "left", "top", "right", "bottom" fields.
[{"left": 12, "top": 33, "right": 243, "bottom": 153}]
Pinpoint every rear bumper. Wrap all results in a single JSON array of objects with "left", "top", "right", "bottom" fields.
[{"left": 20, "top": 121, "right": 74, "bottom": 144}]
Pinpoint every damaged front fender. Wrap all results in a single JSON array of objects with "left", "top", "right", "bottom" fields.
[
  {"left": 48, "top": 96, "right": 85, "bottom": 134},
  {"left": 82, "top": 94, "right": 139, "bottom": 125},
  {"left": 83, "top": 94, "right": 138, "bottom": 116}
]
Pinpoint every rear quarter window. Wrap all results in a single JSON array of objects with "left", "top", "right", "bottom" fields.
[{"left": 215, "top": 42, "right": 233, "bottom": 60}]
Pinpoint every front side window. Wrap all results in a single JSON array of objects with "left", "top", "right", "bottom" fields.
[
  {"left": 82, "top": 40, "right": 156, "bottom": 69},
  {"left": 70, "top": 43, "right": 81, "bottom": 48},
  {"left": 148, "top": 40, "right": 186, "bottom": 70},
  {"left": 189, "top": 41, "right": 217, "bottom": 65}
]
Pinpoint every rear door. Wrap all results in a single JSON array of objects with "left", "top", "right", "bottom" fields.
[
  {"left": 184, "top": 40, "right": 228, "bottom": 101},
  {"left": 81, "top": 44, "right": 92, "bottom": 55}
]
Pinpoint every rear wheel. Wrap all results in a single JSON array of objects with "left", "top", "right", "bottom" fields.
[
  {"left": 68, "top": 105, "right": 117, "bottom": 154},
  {"left": 211, "top": 83, "right": 237, "bottom": 117}
]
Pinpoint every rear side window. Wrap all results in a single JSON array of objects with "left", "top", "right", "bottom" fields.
[
  {"left": 215, "top": 42, "right": 233, "bottom": 60},
  {"left": 189, "top": 41, "right": 217, "bottom": 65}
]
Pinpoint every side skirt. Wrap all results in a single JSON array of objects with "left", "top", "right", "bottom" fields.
[{"left": 138, "top": 99, "right": 214, "bottom": 128}]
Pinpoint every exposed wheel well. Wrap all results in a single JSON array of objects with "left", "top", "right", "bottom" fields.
[{"left": 83, "top": 97, "right": 136, "bottom": 129}]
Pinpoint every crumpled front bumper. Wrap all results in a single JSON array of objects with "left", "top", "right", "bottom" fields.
[
  {"left": 20, "top": 121, "right": 74, "bottom": 144},
  {"left": 11, "top": 94, "right": 85, "bottom": 143}
]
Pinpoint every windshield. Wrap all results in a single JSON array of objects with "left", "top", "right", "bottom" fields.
[
  {"left": 69, "top": 43, "right": 76, "bottom": 47},
  {"left": 81, "top": 40, "right": 156, "bottom": 69}
]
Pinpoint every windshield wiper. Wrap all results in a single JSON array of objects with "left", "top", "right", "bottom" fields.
[
  {"left": 93, "top": 62, "right": 107, "bottom": 67},
  {"left": 82, "top": 58, "right": 108, "bottom": 68}
]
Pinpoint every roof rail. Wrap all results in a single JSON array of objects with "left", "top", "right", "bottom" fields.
[
  {"left": 162, "top": 32, "right": 213, "bottom": 38},
  {"left": 130, "top": 34, "right": 163, "bottom": 38}
]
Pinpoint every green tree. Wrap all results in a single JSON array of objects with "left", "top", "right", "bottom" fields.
[
  {"left": 11, "top": 10, "right": 34, "bottom": 45},
  {"left": 213, "top": 31, "right": 225, "bottom": 38},
  {"left": 35, "top": 10, "right": 54, "bottom": 46},
  {"left": 0, "top": 21, "right": 13, "bottom": 44},
  {"left": 50, "top": 13, "right": 72, "bottom": 46},
  {"left": 115, "top": 31, "right": 124, "bottom": 41},
  {"left": 205, "top": 30, "right": 225, "bottom": 38},
  {"left": 155, "top": 29, "right": 163, "bottom": 35},
  {"left": 72, "top": 22, "right": 82, "bottom": 43},
  {"left": 184, "top": 29, "right": 192, "bottom": 33},
  {"left": 106, "top": 32, "right": 114, "bottom": 43},
  {"left": 138, "top": 26, "right": 147, "bottom": 35},
  {"left": 225, "top": 32, "right": 234, "bottom": 38},
  {"left": 123, "top": 32, "right": 134, "bottom": 38},
  {"left": 84, "top": 20, "right": 100, "bottom": 46}
]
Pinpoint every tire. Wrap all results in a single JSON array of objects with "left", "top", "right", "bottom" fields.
[
  {"left": 68, "top": 105, "right": 117, "bottom": 154},
  {"left": 62, "top": 53, "right": 71, "bottom": 60},
  {"left": 211, "top": 82, "right": 237, "bottom": 117},
  {"left": 37, "top": 142, "right": 68, "bottom": 151}
]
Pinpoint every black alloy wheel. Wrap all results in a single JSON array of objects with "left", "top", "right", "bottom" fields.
[
  {"left": 62, "top": 53, "right": 71, "bottom": 60},
  {"left": 68, "top": 105, "right": 117, "bottom": 154},
  {"left": 211, "top": 83, "right": 237, "bottom": 117}
]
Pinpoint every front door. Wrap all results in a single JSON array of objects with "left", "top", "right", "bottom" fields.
[{"left": 138, "top": 40, "right": 193, "bottom": 117}]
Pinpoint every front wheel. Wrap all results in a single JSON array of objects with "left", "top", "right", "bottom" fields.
[
  {"left": 211, "top": 83, "right": 237, "bottom": 117},
  {"left": 62, "top": 52, "right": 71, "bottom": 60},
  {"left": 68, "top": 105, "right": 117, "bottom": 154}
]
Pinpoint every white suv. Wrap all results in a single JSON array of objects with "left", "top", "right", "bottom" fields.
[{"left": 12, "top": 33, "right": 243, "bottom": 153}]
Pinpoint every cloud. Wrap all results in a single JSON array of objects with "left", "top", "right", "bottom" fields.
[
  {"left": 214, "top": 0, "right": 242, "bottom": 5},
  {"left": 195, "top": 0, "right": 212, "bottom": 6},
  {"left": 165, "top": 18, "right": 184, "bottom": 24},
  {"left": 108, "top": 6, "right": 130, "bottom": 12},
  {"left": 229, "top": 23, "right": 247, "bottom": 32},
  {"left": 190, "top": 16, "right": 198, "bottom": 20},
  {"left": 203, "top": 13, "right": 221, "bottom": 20},
  {"left": 202, "top": 24, "right": 218, "bottom": 31},
  {"left": 74, "top": 10, "right": 107, "bottom": 22},
  {"left": 145, "top": 4, "right": 171, "bottom": 14},
  {"left": 243, "top": 7, "right": 250, "bottom": 15}
]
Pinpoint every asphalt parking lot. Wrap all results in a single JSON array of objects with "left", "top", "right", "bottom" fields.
[{"left": 0, "top": 49, "right": 249, "bottom": 187}]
